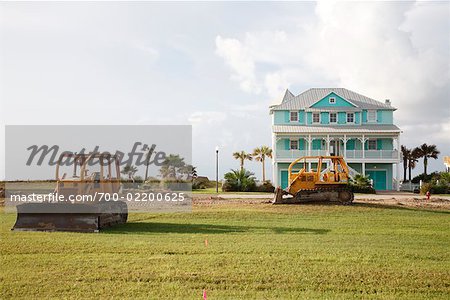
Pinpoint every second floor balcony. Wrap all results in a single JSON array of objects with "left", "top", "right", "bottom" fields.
[{"left": 275, "top": 149, "right": 399, "bottom": 160}]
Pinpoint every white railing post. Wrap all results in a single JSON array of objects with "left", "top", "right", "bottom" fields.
[
  {"left": 343, "top": 134, "right": 347, "bottom": 158},
  {"left": 362, "top": 134, "right": 365, "bottom": 159},
  {"left": 308, "top": 134, "right": 312, "bottom": 156}
]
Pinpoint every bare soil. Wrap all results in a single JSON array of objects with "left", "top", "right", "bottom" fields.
[{"left": 193, "top": 193, "right": 450, "bottom": 210}]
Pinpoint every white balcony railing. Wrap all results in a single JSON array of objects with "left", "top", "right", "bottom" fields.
[
  {"left": 276, "top": 149, "right": 398, "bottom": 159},
  {"left": 346, "top": 150, "right": 398, "bottom": 159},
  {"left": 276, "top": 150, "right": 325, "bottom": 159}
]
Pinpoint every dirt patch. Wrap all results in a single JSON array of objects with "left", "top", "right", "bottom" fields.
[
  {"left": 193, "top": 194, "right": 450, "bottom": 210},
  {"left": 355, "top": 197, "right": 450, "bottom": 210}
]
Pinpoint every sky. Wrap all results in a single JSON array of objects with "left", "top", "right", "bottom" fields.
[{"left": 0, "top": 1, "right": 449, "bottom": 181}]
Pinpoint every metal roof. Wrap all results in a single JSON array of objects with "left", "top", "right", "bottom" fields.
[
  {"left": 271, "top": 88, "right": 396, "bottom": 111},
  {"left": 273, "top": 124, "right": 401, "bottom": 134}
]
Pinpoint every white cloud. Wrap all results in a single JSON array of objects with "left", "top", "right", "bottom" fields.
[
  {"left": 215, "top": 1, "right": 450, "bottom": 173},
  {"left": 215, "top": 35, "right": 261, "bottom": 94},
  {"left": 132, "top": 42, "right": 159, "bottom": 62},
  {"left": 188, "top": 111, "right": 227, "bottom": 126}
]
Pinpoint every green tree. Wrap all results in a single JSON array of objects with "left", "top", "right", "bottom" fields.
[
  {"left": 401, "top": 145, "right": 410, "bottom": 182},
  {"left": 252, "top": 146, "right": 272, "bottom": 182},
  {"left": 121, "top": 164, "right": 138, "bottom": 181},
  {"left": 159, "top": 154, "right": 186, "bottom": 180},
  {"left": 408, "top": 148, "right": 421, "bottom": 181},
  {"left": 416, "top": 144, "right": 440, "bottom": 176},
  {"left": 223, "top": 168, "right": 256, "bottom": 192},
  {"left": 232, "top": 151, "right": 253, "bottom": 171}
]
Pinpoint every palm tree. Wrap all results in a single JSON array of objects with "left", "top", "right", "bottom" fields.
[
  {"left": 252, "top": 146, "right": 272, "bottom": 182},
  {"left": 232, "top": 151, "right": 253, "bottom": 171},
  {"left": 416, "top": 144, "right": 440, "bottom": 176},
  {"left": 121, "top": 164, "right": 138, "bottom": 181},
  {"left": 408, "top": 148, "right": 420, "bottom": 182},
  {"left": 191, "top": 166, "right": 198, "bottom": 179},
  {"left": 223, "top": 168, "right": 256, "bottom": 192},
  {"left": 401, "top": 145, "right": 410, "bottom": 182},
  {"left": 350, "top": 174, "right": 371, "bottom": 188},
  {"left": 159, "top": 154, "right": 186, "bottom": 179}
]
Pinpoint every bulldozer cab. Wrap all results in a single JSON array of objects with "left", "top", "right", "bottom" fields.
[
  {"left": 55, "top": 153, "right": 122, "bottom": 198},
  {"left": 287, "top": 156, "right": 350, "bottom": 195}
]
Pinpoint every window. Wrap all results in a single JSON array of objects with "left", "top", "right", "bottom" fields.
[
  {"left": 290, "top": 111, "right": 298, "bottom": 122},
  {"left": 290, "top": 140, "right": 298, "bottom": 150},
  {"left": 312, "top": 112, "right": 320, "bottom": 123},
  {"left": 368, "top": 139, "right": 377, "bottom": 150},
  {"left": 329, "top": 97, "right": 336, "bottom": 104},
  {"left": 329, "top": 112, "right": 337, "bottom": 123},
  {"left": 346, "top": 112, "right": 354, "bottom": 123},
  {"left": 367, "top": 110, "right": 376, "bottom": 122}
]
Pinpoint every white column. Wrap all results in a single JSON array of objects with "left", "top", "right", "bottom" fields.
[
  {"left": 343, "top": 134, "right": 347, "bottom": 158},
  {"left": 362, "top": 162, "right": 366, "bottom": 176},
  {"left": 272, "top": 133, "right": 277, "bottom": 186},
  {"left": 308, "top": 134, "right": 312, "bottom": 156},
  {"left": 362, "top": 134, "right": 365, "bottom": 159},
  {"left": 396, "top": 133, "right": 401, "bottom": 191},
  {"left": 326, "top": 134, "right": 330, "bottom": 155}
]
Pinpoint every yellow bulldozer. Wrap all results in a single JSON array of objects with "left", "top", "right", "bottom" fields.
[{"left": 273, "top": 156, "right": 354, "bottom": 204}]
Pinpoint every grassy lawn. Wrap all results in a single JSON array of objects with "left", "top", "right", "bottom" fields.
[{"left": 1, "top": 202, "right": 449, "bottom": 299}]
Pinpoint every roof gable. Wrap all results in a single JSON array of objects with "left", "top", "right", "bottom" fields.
[
  {"left": 270, "top": 88, "right": 396, "bottom": 111},
  {"left": 309, "top": 92, "right": 357, "bottom": 108}
]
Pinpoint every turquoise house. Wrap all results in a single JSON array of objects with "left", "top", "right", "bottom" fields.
[{"left": 270, "top": 88, "right": 402, "bottom": 191}]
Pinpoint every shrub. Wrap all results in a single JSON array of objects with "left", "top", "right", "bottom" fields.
[
  {"left": 255, "top": 181, "right": 275, "bottom": 193},
  {"left": 192, "top": 177, "right": 209, "bottom": 190},
  {"left": 440, "top": 172, "right": 450, "bottom": 184},
  {"left": 133, "top": 176, "right": 144, "bottom": 183},
  {"left": 430, "top": 184, "right": 450, "bottom": 194},
  {"left": 222, "top": 169, "right": 256, "bottom": 192},
  {"left": 412, "top": 172, "right": 440, "bottom": 184},
  {"left": 348, "top": 174, "right": 376, "bottom": 194},
  {"left": 416, "top": 172, "right": 450, "bottom": 194},
  {"left": 348, "top": 184, "right": 376, "bottom": 194},
  {"left": 420, "top": 182, "right": 432, "bottom": 194}
]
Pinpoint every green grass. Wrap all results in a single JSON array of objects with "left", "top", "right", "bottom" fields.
[{"left": 1, "top": 202, "right": 449, "bottom": 299}]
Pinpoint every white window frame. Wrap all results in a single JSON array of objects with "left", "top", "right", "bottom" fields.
[
  {"left": 312, "top": 112, "right": 320, "bottom": 124},
  {"left": 329, "top": 97, "right": 336, "bottom": 104},
  {"left": 329, "top": 112, "right": 337, "bottom": 123},
  {"left": 290, "top": 111, "right": 298, "bottom": 122},
  {"left": 367, "top": 110, "right": 376, "bottom": 123},
  {"left": 289, "top": 139, "right": 299, "bottom": 150},
  {"left": 346, "top": 112, "right": 354, "bottom": 124},
  {"left": 368, "top": 139, "right": 377, "bottom": 150}
]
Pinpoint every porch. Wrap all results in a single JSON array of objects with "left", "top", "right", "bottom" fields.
[
  {"left": 274, "top": 133, "right": 400, "bottom": 162},
  {"left": 276, "top": 149, "right": 398, "bottom": 159}
]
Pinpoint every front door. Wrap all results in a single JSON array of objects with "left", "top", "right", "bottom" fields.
[
  {"left": 366, "top": 170, "right": 387, "bottom": 190},
  {"left": 281, "top": 171, "right": 288, "bottom": 189}
]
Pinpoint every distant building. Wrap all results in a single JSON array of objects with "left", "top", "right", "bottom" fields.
[
  {"left": 444, "top": 156, "right": 450, "bottom": 172},
  {"left": 270, "top": 88, "right": 402, "bottom": 191}
]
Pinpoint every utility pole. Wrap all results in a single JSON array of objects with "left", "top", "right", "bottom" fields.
[{"left": 215, "top": 146, "right": 219, "bottom": 193}]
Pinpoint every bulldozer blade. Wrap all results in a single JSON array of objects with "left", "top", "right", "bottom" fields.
[
  {"left": 13, "top": 213, "right": 100, "bottom": 232},
  {"left": 273, "top": 187, "right": 289, "bottom": 204},
  {"left": 12, "top": 202, "right": 128, "bottom": 233}
]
